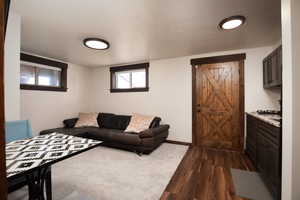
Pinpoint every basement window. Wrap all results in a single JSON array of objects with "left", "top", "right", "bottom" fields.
[
  {"left": 20, "top": 53, "right": 68, "bottom": 92},
  {"left": 110, "top": 63, "right": 149, "bottom": 93}
]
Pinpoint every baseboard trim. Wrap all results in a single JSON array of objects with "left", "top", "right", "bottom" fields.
[{"left": 165, "top": 140, "right": 191, "bottom": 146}]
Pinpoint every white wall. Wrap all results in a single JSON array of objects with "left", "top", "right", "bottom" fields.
[
  {"left": 90, "top": 46, "right": 281, "bottom": 143},
  {"left": 291, "top": 0, "right": 300, "bottom": 198},
  {"left": 4, "top": 12, "right": 21, "bottom": 121},
  {"left": 281, "top": 0, "right": 300, "bottom": 199},
  {"left": 21, "top": 62, "right": 92, "bottom": 135},
  {"left": 3, "top": 11, "right": 93, "bottom": 136}
]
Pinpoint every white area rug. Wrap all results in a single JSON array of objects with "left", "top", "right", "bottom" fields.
[{"left": 8, "top": 143, "right": 188, "bottom": 200}]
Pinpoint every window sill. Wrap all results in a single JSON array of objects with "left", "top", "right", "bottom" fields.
[
  {"left": 110, "top": 87, "right": 149, "bottom": 93},
  {"left": 20, "top": 84, "right": 68, "bottom": 92}
]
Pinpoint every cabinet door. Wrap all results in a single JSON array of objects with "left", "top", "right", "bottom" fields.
[
  {"left": 263, "top": 58, "right": 272, "bottom": 88},
  {"left": 246, "top": 115, "right": 257, "bottom": 165},
  {"left": 270, "top": 52, "right": 278, "bottom": 85},
  {"left": 263, "top": 59, "right": 268, "bottom": 87},
  {"left": 257, "top": 132, "right": 280, "bottom": 200},
  {"left": 263, "top": 46, "right": 282, "bottom": 88},
  {"left": 266, "top": 141, "right": 280, "bottom": 199},
  {"left": 277, "top": 46, "right": 282, "bottom": 85},
  {"left": 257, "top": 133, "right": 267, "bottom": 173}
]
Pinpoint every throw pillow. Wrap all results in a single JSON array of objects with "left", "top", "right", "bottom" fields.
[
  {"left": 75, "top": 112, "right": 99, "bottom": 128},
  {"left": 124, "top": 113, "right": 155, "bottom": 133}
]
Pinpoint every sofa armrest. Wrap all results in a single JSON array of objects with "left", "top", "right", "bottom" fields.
[
  {"left": 139, "top": 125, "right": 170, "bottom": 138},
  {"left": 40, "top": 128, "right": 64, "bottom": 135}
]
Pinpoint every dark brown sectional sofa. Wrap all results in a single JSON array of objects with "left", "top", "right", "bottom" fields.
[{"left": 40, "top": 113, "right": 169, "bottom": 154}]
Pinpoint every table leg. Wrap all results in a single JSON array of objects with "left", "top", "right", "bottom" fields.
[
  {"left": 26, "top": 166, "right": 51, "bottom": 200},
  {"left": 45, "top": 167, "right": 52, "bottom": 200}
]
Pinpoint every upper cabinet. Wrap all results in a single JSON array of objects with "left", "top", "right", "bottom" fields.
[{"left": 263, "top": 46, "right": 282, "bottom": 89}]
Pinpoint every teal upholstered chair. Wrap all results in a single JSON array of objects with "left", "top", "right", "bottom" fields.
[{"left": 5, "top": 120, "right": 33, "bottom": 143}]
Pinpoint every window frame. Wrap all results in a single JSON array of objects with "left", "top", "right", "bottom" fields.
[
  {"left": 110, "top": 63, "right": 149, "bottom": 93},
  {"left": 20, "top": 53, "right": 68, "bottom": 92}
]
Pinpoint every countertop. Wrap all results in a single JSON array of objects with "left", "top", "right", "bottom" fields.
[{"left": 246, "top": 112, "right": 281, "bottom": 128}]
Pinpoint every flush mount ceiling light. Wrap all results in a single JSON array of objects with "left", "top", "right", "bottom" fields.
[
  {"left": 219, "top": 15, "right": 246, "bottom": 30},
  {"left": 83, "top": 38, "right": 110, "bottom": 50}
]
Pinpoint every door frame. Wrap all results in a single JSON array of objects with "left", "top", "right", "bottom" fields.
[
  {"left": 1, "top": 0, "right": 11, "bottom": 199},
  {"left": 190, "top": 53, "right": 246, "bottom": 151}
]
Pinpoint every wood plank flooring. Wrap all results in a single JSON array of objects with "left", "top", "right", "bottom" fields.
[{"left": 160, "top": 147, "right": 255, "bottom": 200}]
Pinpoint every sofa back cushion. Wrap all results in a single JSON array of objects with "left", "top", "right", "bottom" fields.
[
  {"left": 97, "top": 113, "right": 115, "bottom": 128},
  {"left": 149, "top": 117, "right": 161, "bottom": 128},
  {"left": 63, "top": 118, "right": 79, "bottom": 128},
  {"left": 98, "top": 113, "right": 131, "bottom": 130},
  {"left": 71, "top": 113, "right": 161, "bottom": 130},
  {"left": 112, "top": 115, "right": 132, "bottom": 130}
]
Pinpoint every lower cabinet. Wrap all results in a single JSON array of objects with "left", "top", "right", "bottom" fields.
[{"left": 246, "top": 114, "right": 281, "bottom": 200}]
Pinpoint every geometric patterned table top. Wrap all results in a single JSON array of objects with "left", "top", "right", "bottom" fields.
[{"left": 6, "top": 133, "right": 101, "bottom": 179}]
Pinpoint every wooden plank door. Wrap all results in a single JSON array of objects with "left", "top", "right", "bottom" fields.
[{"left": 192, "top": 55, "right": 245, "bottom": 151}]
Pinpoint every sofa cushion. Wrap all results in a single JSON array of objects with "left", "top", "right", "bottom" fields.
[
  {"left": 99, "top": 113, "right": 131, "bottom": 130},
  {"left": 83, "top": 128, "right": 122, "bottom": 141},
  {"left": 63, "top": 118, "right": 79, "bottom": 128},
  {"left": 98, "top": 113, "right": 160, "bottom": 130},
  {"left": 40, "top": 127, "right": 89, "bottom": 137},
  {"left": 111, "top": 115, "right": 131, "bottom": 130},
  {"left": 109, "top": 132, "right": 141, "bottom": 145},
  {"left": 97, "top": 113, "right": 115, "bottom": 128},
  {"left": 57, "top": 127, "right": 140, "bottom": 146}
]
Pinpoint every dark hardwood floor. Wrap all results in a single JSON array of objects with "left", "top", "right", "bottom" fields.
[{"left": 160, "top": 147, "right": 255, "bottom": 200}]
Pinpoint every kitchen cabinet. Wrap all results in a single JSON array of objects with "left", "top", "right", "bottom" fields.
[
  {"left": 263, "top": 46, "right": 282, "bottom": 88},
  {"left": 246, "top": 114, "right": 281, "bottom": 200}
]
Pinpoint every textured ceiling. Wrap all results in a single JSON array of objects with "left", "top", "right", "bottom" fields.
[{"left": 12, "top": 0, "right": 281, "bottom": 67}]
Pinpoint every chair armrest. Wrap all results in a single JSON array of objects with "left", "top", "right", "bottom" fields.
[{"left": 139, "top": 125, "right": 170, "bottom": 138}]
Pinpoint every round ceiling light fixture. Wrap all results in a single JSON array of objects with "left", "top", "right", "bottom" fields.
[
  {"left": 219, "top": 15, "right": 246, "bottom": 30},
  {"left": 83, "top": 38, "right": 110, "bottom": 50}
]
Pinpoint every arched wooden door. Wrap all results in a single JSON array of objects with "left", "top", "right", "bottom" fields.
[{"left": 191, "top": 54, "right": 245, "bottom": 151}]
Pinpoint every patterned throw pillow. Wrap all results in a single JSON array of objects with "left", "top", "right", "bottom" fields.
[
  {"left": 124, "top": 113, "right": 155, "bottom": 133},
  {"left": 75, "top": 113, "right": 99, "bottom": 128}
]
